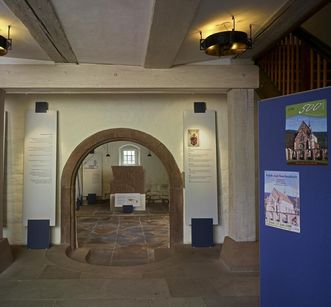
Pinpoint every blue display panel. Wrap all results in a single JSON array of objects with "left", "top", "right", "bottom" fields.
[{"left": 259, "top": 87, "right": 331, "bottom": 307}]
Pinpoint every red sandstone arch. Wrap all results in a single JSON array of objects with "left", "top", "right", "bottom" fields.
[{"left": 61, "top": 128, "right": 183, "bottom": 249}]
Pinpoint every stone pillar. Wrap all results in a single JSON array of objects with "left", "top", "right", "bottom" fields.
[
  {"left": 0, "top": 89, "right": 4, "bottom": 239},
  {"left": 0, "top": 89, "right": 12, "bottom": 273},
  {"left": 227, "top": 89, "right": 256, "bottom": 241}
]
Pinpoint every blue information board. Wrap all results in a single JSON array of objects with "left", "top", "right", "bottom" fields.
[{"left": 259, "top": 87, "right": 331, "bottom": 307}]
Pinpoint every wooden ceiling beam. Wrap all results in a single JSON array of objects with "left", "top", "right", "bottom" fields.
[
  {"left": 0, "top": 63, "right": 259, "bottom": 93},
  {"left": 3, "top": 0, "right": 77, "bottom": 63},
  {"left": 143, "top": 0, "right": 200, "bottom": 68},
  {"left": 242, "top": 0, "right": 330, "bottom": 60}
]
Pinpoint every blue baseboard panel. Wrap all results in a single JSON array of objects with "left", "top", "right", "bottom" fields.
[
  {"left": 87, "top": 193, "right": 97, "bottom": 204},
  {"left": 191, "top": 218, "right": 213, "bottom": 247},
  {"left": 27, "top": 219, "right": 50, "bottom": 249}
]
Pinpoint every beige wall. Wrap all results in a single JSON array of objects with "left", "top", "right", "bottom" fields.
[
  {"left": 3, "top": 93, "right": 228, "bottom": 244},
  {"left": 91, "top": 141, "right": 169, "bottom": 197}
]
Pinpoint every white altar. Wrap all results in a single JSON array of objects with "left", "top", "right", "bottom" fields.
[{"left": 110, "top": 193, "right": 146, "bottom": 211}]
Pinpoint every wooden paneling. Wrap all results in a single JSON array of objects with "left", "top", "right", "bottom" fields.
[
  {"left": 111, "top": 166, "right": 145, "bottom": 194},
  {"left": 243, "top": 0, "right": 329, "bottom": 60},
  {"left": 257, "top": 31, "right": 331, "bottom": 96}
]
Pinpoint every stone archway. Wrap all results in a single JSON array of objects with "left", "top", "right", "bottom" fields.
[{"left": 61, "top": 128, "right": 183, "bottom": 249}]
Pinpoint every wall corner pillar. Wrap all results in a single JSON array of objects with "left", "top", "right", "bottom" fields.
[
  {"left": 0, "top": 89, "right": 13, "bottom": 272},
  {"left": 0, "top": 89, "right": 4, "bottom": 239},
  {"left": 227, "top": 89, "right": 256, "bottom": 242}
]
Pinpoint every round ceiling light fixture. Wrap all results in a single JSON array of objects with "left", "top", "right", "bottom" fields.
[
  {"left": 200, "top": 17, "right": 252, "bottom": 57},
  {"left": 0, "top": 25, "right": 12, "bottom": 56}
]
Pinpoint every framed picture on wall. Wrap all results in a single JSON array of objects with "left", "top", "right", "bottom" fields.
[{"left": 188, "top": 129, "right": 200, "bottom": 147}]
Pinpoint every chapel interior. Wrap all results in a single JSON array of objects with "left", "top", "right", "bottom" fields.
[{"left": 0, "top": 0, "right": 330, "bottom": 306}]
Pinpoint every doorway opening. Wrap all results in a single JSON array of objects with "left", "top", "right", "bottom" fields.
[
  {"left": 61, "top": 128, "right": 183, "bottom": 260},
  {"left": 75, "top": 140, "right": 171, "bottom": 265}
]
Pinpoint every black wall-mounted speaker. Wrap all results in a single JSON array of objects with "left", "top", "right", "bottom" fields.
[
  {"left": 194, "top": 102, "right": 206, "bottom": 113},
  {"left": 35, "top": 101, "right": 48, "bottom": 113}
]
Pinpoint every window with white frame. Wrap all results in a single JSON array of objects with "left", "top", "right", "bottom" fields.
[
  {"left": 123, "top": 149, "right": 136, "bottom": 165},
  {"left": 119, "top": 144, "right": 140, "bottom": 166}
]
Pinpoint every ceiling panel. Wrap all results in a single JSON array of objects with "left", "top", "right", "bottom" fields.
[
  {"left": 0, "top": 0, "right": 51, "bottom": 62},
  {"left": 0, "top": 0, "right": 326, "bottom": 67},
  {"left": 302, "top": 2, "right": 331, "bottom": 47},
  {"left": 51, "top": 0, "right": 155, "bottom": 65}
]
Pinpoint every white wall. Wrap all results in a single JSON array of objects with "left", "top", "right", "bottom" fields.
[
  {"left": 91, "top": 141, "right": 169, "bottom": 197},
  {"left": 3, "top": 93, "right": 229, "bottom": 244},
  {"left": 82, "top": 152, "right": 103, "bottom": 197}
]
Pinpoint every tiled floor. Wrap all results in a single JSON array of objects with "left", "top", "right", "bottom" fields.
[
  {"left": 0, "top": 202, "right": 259, "bottom": 306},
  {"left": 0, "top": 245, "right": 259, "bottom": 306},
  {"left": 76, "top": 202, "right": 169, "bottom": 265}
]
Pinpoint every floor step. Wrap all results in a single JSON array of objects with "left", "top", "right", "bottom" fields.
[{"left": 69, "top": 247, "right": 90, "bottom": 263}]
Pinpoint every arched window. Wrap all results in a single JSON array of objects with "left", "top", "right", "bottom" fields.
[{"left": 119, "top": 144, "right": 140, "bottom": 166}]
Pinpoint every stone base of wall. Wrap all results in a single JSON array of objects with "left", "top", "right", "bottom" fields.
[
  {"left": 220, "top": 236, "right": 259, "bottom": 272},
  {"left": 0, "top": 238, "right": 13, "bottom": 273}
]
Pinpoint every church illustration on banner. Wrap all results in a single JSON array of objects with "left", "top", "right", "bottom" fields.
[
  {"left": 285, "top": 120, "right": 328, "bottom": 163},
  {"left": 264, "top": 170, "right": 300, "bottom": 233},
  {"left": 265, "top": 187, "right": 300, "bottom": 232}
]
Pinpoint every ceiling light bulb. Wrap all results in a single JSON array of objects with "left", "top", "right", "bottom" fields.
[{"left": 231, "top": 43, "right": 239, "bottom": 50}]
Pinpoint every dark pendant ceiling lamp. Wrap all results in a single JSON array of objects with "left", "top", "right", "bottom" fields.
[
  {"left": 106, "top": 143, "right": 110, "bottom": 157},
  {"left": 200, "top": 16, "right": 252, "bottom": 57},
  {"left": 0, "top": 25, "right": 12, "bottom": 56}
]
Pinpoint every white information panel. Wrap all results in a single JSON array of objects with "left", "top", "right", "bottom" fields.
[
  {"left": 23, "top": 110, "right": 57, "bottom": 226},
  {"left": 82, "top": 152, "right": 102, "bottom": 197},
  {"left": 183, "top": 110, "right": 218, "bottom": 225}
]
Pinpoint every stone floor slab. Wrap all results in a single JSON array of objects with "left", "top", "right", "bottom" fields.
[
  {"left": 150, "top": 297, "right": 206, "bottom": 307},
  {"left": 80, "top": 271, "right": 143, "bottom": 279},
  {"left": 2, "top": 279, "right": 106, "bottom": 300},
  {"left": 54, "top": 297, "right": 206, "bottom": 307},
  {"left": 9, "top": 247, "right": 52, "bottom": 266},
  {"left": 202, "top": 295, "right": 259, "bottom": 307},
  {"left": 143, "top": 261, "right": 225, "bottom": 279},
  {"left": 210, "top": 276, "right": 259, "bottom": 297},
  {"left": 102, "top": 278, "right": 170, "bottom": 298},
  {"left": 0, "top": 280, "right": 19, "bottom": 298},
  {"left": 0, "top": 264, "right": 47, "bottom": 280},
  {"left": 0, "top": 300, "right": 55, "bottom": 307},
  {"left": 166, "top": 278, "right": 219, "bottom": 298},
  {"left": 54, "top": 298, "right": 151, "bottom": 307},
  {"left": 39, "top": 265, "right": 81, "bottom": 279}
]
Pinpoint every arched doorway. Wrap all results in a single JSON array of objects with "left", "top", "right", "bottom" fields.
[{"left": 61, "top": 128, "right": 183, "bottom": 249}]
